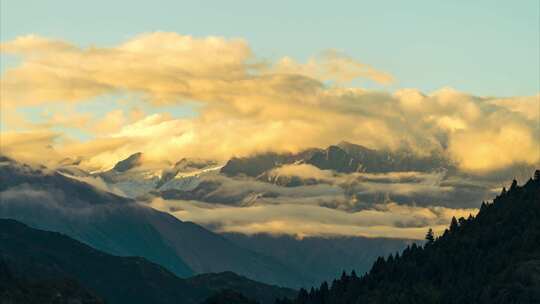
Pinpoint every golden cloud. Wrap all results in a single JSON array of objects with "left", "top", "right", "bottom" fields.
[
  {"left": 150, "top": 198, "right": 477, "bottom": 239},
  {"left": 274, "top": 50, "right": 395, "bottom": 85},
  {"left": 1, "top": 33, "right": 538, "bottom": 173}
]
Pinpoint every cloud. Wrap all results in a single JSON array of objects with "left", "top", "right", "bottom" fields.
[
  {"left": 155, "top": 169, "right": 495, "bottom": 212},
  {"left": 489, "top": 95, "right": 539, "bottom": 121},
  {"left": 273, "top": 50, "right": 394, "bottom": 85},
  {"left": 448, "top": 123, "right": 538, "bottom": 172},
  {"left": 0, "top": 130, "right": 62, "bottom": 167},
  {"left": 176, "top": 174, "right": 345, "bottom": 207},
  {"left": 1, "top": 32, "right": 255, "bottom": 105},
  {"left": 268, "top": 164, "right": 335, "bottom": 180},
  {"left": 1, "top": 33, "right": 538, "bottom": 173},
  {"left": 0, "top": 35, "right": 76, "bottom": 54},
  {"left": 149, "top": 198, "right": 477, "bottom": 239}
]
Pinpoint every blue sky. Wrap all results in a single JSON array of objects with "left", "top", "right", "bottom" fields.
[{"left": 1, "top": 0, "right": 539, "bottom": 97}]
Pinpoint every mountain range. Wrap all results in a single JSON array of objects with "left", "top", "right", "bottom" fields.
[
  {"left": 1, "top": 141, "right": 518, "bottom": 293},
  {"left": 0, "top": 156, "right": 304, "bottom": 286},
  {"left": 0, "top": 155, "right": 410, "bottom": 288},
  {"left": 221, "top": 141, "right": 453, "bottom": 178},
  {"left": 3, "top": 165, "right": 537, "bottom": 303},
  {"left": 57, "top": 141, "right": 456, "bottom": 202},
  {"left": 1, "top": 140, "right": 538, "bottom": 303}
]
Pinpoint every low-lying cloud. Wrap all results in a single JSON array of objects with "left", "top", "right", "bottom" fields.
[
  {"left": 150, "top": 198, "right": 477, "bottom": 239},
  {"left": 175, "top": 169, "right": 497, "bottom": 210}
]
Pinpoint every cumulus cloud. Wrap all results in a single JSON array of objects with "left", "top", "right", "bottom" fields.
[
  {"left": 150, "top": 198, "right": 477, "bottom": 239},
  {"left": 1, "top": 33, "right": 538, "bottom": 173},
  {"left": 489, "top": 95, "right": 539, "bottom": 121},
  {"left": 448, "top": 123, "right": 538, "bottom": 172}
]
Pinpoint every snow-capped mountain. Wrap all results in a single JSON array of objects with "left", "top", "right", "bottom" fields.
[
  {"left": 157, "top": 158, "right": 223, "bottom": 192},
  {"left": 53, "top": 142, "right": 456, "bottom": 200},
  {"left": 54, "top": 153, "right": 223, "bottom": 199}
]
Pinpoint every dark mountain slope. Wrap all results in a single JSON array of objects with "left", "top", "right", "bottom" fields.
[
  {"left": 0, "top": 259, "right": 104, "bottom": 304},
  {"left": 223, "top": 233, "right": 411, "bottom": 288},
  {"left": 201, "top": 289, "right": 259, "bottom": 304},
  {"left": 140, "top": 209, "right": 306, "bottom": 286},
  {"left": 0, "top": 219, "right": 206, "bottom": 304},
  {"left": 0, "top": 219, "right": 297, "bottom": 304},
  {"left": 187, "top": 271, "right": 296, "bottom": 304},
  {"left": 0, "top": 157, "right": 193, "bottom": 278},
  {"left": 278, "top": 171, "right": 540, "bottom": 304}
]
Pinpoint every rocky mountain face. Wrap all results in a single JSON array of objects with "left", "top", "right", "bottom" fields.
[
  {"left": 221, "top": 142, "right": 453, "bottom": 178},
  {"left": 221, "top": 149, "right": 320, "bottom": 178},
  {"left": 330, "top": 141, "right": 452, "bottom": 173}
]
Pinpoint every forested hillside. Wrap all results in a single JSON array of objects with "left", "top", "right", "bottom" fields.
[{"left": 277, "top": 171, "right": 540, "bottom": 304}]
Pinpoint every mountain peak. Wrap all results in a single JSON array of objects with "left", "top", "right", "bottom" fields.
[
  {"left": 112, "top": 152, "right": 143, "bottom": 172},
  {"left": 173, "top": 158, "right": 219, "bottom": 172},
  {"left": 335, "top": 141, "right": 376, "bottom": 155}
]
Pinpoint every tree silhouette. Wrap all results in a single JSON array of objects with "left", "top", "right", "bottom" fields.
[
  {"left": 425, "top": 228, "right": 435, "bottom": 243},
  {"left": 449, "top": 216, "right": 459, "bottom": 232}
]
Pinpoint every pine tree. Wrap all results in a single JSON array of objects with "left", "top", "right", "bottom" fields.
[
  {"left": 425, "top": 228, "right": 435, "bottom": 243},
  {"left": 510, "top": 179, "right": 518, "bottom": 191},
  {"left": 449, "top": 217, "right": 459, "bottom": 232},
  {"left": 297, "top": 288, "right": 309, "bottom": 304}
]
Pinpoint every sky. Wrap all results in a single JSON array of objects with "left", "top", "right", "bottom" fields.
[
  {"left": 0, "top": 1, "right": 539, "bottom": 239},
  {"left": 1, "top": 0, "right": 539, "bottom": 96},
  {"left": 1, "top": 0, "right": 539, "bottom": 169}
]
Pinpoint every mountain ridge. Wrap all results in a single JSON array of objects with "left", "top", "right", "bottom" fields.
[{"left": 220, "top": 141, "right": 453, "bottom": 179}]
